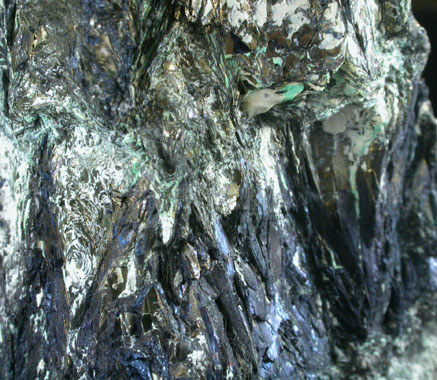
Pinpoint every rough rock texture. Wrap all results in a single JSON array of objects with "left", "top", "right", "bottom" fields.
[{"left": 0, "top": 0, "right": 436, "bottom": 379}]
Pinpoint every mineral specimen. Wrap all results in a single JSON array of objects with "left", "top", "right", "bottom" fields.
[{"left": 0, "top": 0, "right": 436, "bottom": 379}]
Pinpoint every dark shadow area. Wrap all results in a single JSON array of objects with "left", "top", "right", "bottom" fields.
[{"left": 413, "top": 0, "right": 437, "bottom": 109}]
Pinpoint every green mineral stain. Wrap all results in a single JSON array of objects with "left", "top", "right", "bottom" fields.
[
  {"left": 272, "top": 57, "right": 283, "bottom": 66},
  {"left": 358, "top": 123, "right": 384, "bottom": 157},
  {"left": 142, "top": 2, "right": 150, "bottom": 17},
  {"left": 280, "top": 83, "right": 304, "bottom": 102},
  {"left": 131, "top": 161, "right": 141, "bottom": 185},
  {"left": 254, "top": 46, "right": 267, "bottom": 57},
  {"left": 256, "top": 78, "right": 264, "bottom": 88}
]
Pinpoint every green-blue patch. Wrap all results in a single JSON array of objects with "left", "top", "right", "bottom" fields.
[
  {"left": 279, "top": 83, "right": 304, "bottom": 102},
  {"left": 272, "top": 57, "right": 283, "bottom": 66}
]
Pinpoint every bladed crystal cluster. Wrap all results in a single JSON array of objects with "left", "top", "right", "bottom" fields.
[{"left": 0, "top": 0, "right": 436, "bottom": 379}]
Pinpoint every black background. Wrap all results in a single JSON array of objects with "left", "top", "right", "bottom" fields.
[{"left": 413, "top": 0, "right": 437, "bottom": 109}]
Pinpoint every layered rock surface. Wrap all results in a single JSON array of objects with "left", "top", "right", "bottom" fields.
[{"left": 0, "top": 0, "right": 436, "bottom": 379}]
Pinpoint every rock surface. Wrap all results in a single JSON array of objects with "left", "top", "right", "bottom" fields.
[{"left": 0, "top": 0, "right": 436, "bottom": 379}]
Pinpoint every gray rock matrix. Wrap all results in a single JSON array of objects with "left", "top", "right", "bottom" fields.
[{"left": 0, "top": 0, "right": 436, "bottom": 379}]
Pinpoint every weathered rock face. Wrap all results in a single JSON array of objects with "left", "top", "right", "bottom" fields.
[{"left": 0, "top": 0, "right": 436, "bottom": 379}]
